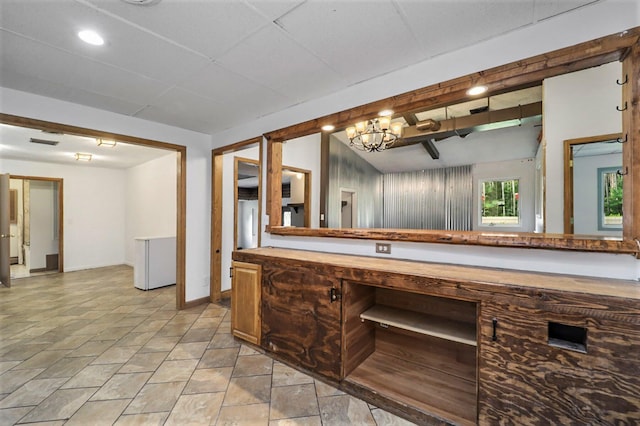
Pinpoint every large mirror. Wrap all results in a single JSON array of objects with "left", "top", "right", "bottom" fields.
[{"left": 266, "top": 28, "right": 638, "bottom": 254}]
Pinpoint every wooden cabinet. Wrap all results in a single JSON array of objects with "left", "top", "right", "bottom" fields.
[
  {"left": 231, "top": 261, "right": 261, "bottom": 345},
  {"left": 233, "top": 248, "right": 640, "bottom": 425},
  {"left": 261, "top": 262, "right": 342, "bottom": 380},
  {"left": 479, "top": 301, "right": 640, "bottom": 425}
]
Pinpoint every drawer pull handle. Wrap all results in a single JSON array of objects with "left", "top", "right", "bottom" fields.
[{"left": 492, "top": 318, "right": 498, "bottom": 342}]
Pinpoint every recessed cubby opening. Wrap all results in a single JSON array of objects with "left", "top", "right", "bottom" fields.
[
  {"left": 342, "top": 283, "right": 478, "bottom": 425},
  {"left": 548, "top": 322, "right": 587, "bottom": 353}
]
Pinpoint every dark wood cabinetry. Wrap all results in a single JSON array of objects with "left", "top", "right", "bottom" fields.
[
  {"left": 233, "top": 248, "right": 640, "bottom": 425},
  {"left": 261, "top": 262, "right": 342, "bottom": 380}
]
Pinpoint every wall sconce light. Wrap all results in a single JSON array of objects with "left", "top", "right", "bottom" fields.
[
  {"left": 97, "top": 138, "right": 116, "bottom": 147},
  {"left": 75, "top": 153, "right": 92, "bottom": 161}
]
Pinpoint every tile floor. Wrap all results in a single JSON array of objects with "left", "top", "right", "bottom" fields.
[{"left": 0, "top": 265, "right": 416, "bottom": 425}]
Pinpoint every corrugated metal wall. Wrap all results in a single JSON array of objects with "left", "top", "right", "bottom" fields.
[
  {"left": 328, "top": 137, "right": 383, "bottom": 228},
  {"left": 382, "top": 165, "right": 472, "bottom": 230}
]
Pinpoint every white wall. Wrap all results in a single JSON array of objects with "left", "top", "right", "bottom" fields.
[
  {"left": 282, "top": 133, "right": 322, "bottom": 228},
  {"left": 213, "top": 1, "right": 639, "bottom": 281},
  {"left": 1, "top": 158, "right": 126, "bottom": 271},
  {"left": 0, "top": 88, "right": 211, "bottom": 301},
  {"left": 573, "top": 153, "right": 623, "bottom": 236},
  {"left": 125, "top": 152, "right": 177, "bottom": 265},
  {"left": 29, "top": 180, "right": 57, "bottom": 269},
  {"left": 543, "top": 61, "right": 622, "bottom": 233}
]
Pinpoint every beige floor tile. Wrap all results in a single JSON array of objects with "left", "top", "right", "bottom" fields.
[
  {"left": 67, "top": 340, "right": 115, "bottom": 358},
  {"left": 65, "top": 399, "right": 130, "bottom": 426},
  {"left": 0, "top": 378, "right": 66, "bottom": 408},
  {"left": 318, "top": 395, "right": 376, "bottom": 426},
  {"left": 113, "top": 412, "right": 169, "bottom": 426},
  {"left": 0, "top": 361, "right": 21, "bottom": 375},
  {"left": 138, "top": 336, "right": 180, "bottom": 353},
  {"left": 198, "top": 348, "right": 240, "bottom": 369},
  {"left": 272, "top": 363, "right": 314, "bottom": 387},
  {"left": 118, "top": 352, "right": 168, "bottom": 374},
  {"left": 0, "top": 343, "right": 49, "bottom": 362},
  {"left": 165, "top": 392, "right": 224, "bottom": 425},
  {"left": 0, "top": 368, "right": 46, "bottom": 394},
  {"left": 232, "top": 354, "right": 273, "bottom": 377},
  {"left": 0, "top": 406, "right": 33, "bottom": 425},
  {"left": 61, "top": 364, "right": 122, "bottom": 389},
  {"left": 208, "top": 333, "right": 240, "bottom": 349},
  {"left": 131, "top": 320, "right": 169, "bottom": 334},
  {"left": 90, "top": 372, "right": 152, "bottom": 400},
  {"left": 238, "top": 345, "right": 262, "bottom": 356},
  {"left": 149, "top": 359, "right": 198, "bottom": 383},
  {"left": 36, "top": 356, "right": 93, "bottom": 379},
  {"left": 91, "top": 326, "right": 135, "bottom": 341},
  {"left": 123, "top": 381, "right": 186, "bottom": 415},
  {"left": 114, "top": 331, "right": 155, "bottom": 347},
  {"left": 223, "top": 376, "right": 272, "bottom": 406},
  {"left": 314, "top": 379, "right": 345, "bottom": 397},
  {"left": 47, "top": 335, "right": 92, "bottom": 351},
  {"left": 13, "top": 350, "right": 69, "bottom": 370},
  {"left": 270, "top": 384, "right": 319, "bottom": 420},
  {"left": 180, "top": 327, "right": 216, "bottom": 343},
  {"left": 183, "top": 367, "right": 233, "bottom": 394},
  {"left": 190, "top": 316, "right": 223, "bottom": 330},
  {"left": 18, "top": 387, "right": 98, "bottom": 423},
  {"left": 370, "top": 407, "right": 419, "bottom": 425},
  {"left": 92, "top": 346, "right": 140, "bottom": 365},
  {"left": 216, "top": 403, "right": 269, "bottom": 426},
  {"left": 269, "top": 416, "right": 322, "bottom": 426},
  {"left": 166, "top": 342, "right": 208, "bottom": 360}
]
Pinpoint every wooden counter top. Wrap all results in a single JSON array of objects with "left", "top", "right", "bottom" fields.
[{"left": 233, "top": 247, "right": 640, "bottom": 301}]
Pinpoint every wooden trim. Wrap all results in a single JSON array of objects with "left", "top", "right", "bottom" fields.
[
  {"left": 268, "top": 226, "right": 638, "bottom": 255},
  {"left": 262, "top": 27, "right": 640, "bottom": 255},
  {"left": 210, "top": 137, "right": 262, "bottom": 303},
  {"left": 233, "top": 157, "right": 261, "bottom": 250},
  {"left": 220, "top": 289, "right": 231, "bottom": 299},
  {"left": 282, "top": 165, "right": 311, "bottom": 227},
  {"left": 563, "top": 133, "right": 622, "bottom": 235},
  {"left": 320, "top": 132, "right": 330, "bottom": 228},
  {"left": 183, "top": 295, "right": 210, "bottom": 310},
  {"left": 1, "top": 114, "right": 187, "bottom": 308},
  {"left": 9, "top": 175, "right": 64, "bottom": 272}
]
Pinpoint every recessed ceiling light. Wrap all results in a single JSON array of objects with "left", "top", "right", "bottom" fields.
[
  {"left": 321, "top": 125, "right": 335, "bottom": 132},
  {"left": 75, "top": 153, "right": 92, "bottom": 161},
  {"left": 97, "top": 138, "right": 117, "bottom": 147},
  {"left": 466, "top": 85, "right": 487, "bottom": 96},
  {"left": 78, "top": 30, "right": 104, "bottom": 46},
  {"left": 378, "top": 109, "right": 394, "bottom": 117}
]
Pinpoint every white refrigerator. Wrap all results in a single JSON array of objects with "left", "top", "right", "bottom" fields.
[{"left": 134, "top": 236, "right": 176, "bottom": 290}]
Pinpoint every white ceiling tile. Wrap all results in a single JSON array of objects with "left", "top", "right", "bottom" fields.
[
  {"left": 215, "top": 25, "right": 347, "bottom": 103},
  {"left": 398, "top": 0, "right": 535, "bottom": 59},
  {"left": 0, "top": 67, "right": 145, "bottom": 116},
  {"left": 83, "top": 0, "right": 270, "bottom": 59},
  {"left": 0, "top": 31, "right": 168, "bottom": 105},
  {"left": 243, "top": 0, "right": 305, "bottom": 21},
  {"left": 0, "top": 0, "right": 208, "bottom": 84},
  {"left": 533, "top": 0, "right": 598, "bottom": 21},
  {"left": 275, "top": 0, "right": 424, "bottom": 84}
]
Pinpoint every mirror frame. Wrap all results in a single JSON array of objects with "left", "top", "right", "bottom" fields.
[{"left": 265, "top": 27, "right": 640, "bottom": 257}]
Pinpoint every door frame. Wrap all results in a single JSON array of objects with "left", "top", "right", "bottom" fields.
[
  {"left": 234, "top": 156, "right": 262, "bottom": 252},
  {"left": 0, "top": 113, "right": 188, "bottom": 309},
  {"left": 9, "top": 175, "right": 64, "bottom": 273},
  {"left": 211, "top": 137, "right": 263, "bottom": 302},
  {"left": 563, "top": 132, "right": 622, "bottom": 234}
]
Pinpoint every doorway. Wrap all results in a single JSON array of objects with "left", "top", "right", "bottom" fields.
[
  {"left": 9, "top": 176, "right": 63, "bottom": 279},
  {"left": 563, "top": 133, "right": 623, "bottom": 235},
  {"left": 0, "top": 113, "right": 187, "bottom": 308},
  {"left": 340, "top": 189, "right": 357, "bottom": 228}
]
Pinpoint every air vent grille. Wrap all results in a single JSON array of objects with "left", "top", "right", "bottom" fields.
[{"left": 30, "top": 138, "right": 59, "bottom": 146}]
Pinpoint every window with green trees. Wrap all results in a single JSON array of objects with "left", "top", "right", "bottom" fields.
[
  {"left": 481, "top": 178, "right": 520, "bottom": 226},
  {"left": 598, "top": 167, "right": 623, "bottom": 230}
]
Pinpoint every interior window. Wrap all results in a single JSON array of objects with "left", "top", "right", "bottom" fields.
[
  {"left": 481, "top": 178, "right": 520, "bottom": 226},
  {"left": 598, "top": 167, "right": 623, "bottom": 230}
]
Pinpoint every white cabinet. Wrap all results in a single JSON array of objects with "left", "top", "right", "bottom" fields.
[{"left": 134, "top": 236, "right": 176, "bottom": 290}]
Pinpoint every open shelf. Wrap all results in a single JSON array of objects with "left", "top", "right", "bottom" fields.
[
  {"left": 347, "top": 351, "right": 477, "bottom": 426},
  {"left": 360, "top": 305, "right": 477, "bottom": 346}
]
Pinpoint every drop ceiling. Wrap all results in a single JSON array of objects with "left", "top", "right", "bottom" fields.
[{"left": 0, "top": 0, "right": 599, "bottom": 139}]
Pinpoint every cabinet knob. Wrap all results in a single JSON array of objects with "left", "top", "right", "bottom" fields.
[
  {"left": 329, "top": 287, "right": 341, "bottom": 303},
  {"left": 492, "top": 318, "right": 498, "bottom": 342}
]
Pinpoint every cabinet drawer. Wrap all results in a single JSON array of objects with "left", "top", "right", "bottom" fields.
[{"left": 479, "top": 302, "right": 640, "bottom": 425}]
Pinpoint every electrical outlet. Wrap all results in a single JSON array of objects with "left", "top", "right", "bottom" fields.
[{"left": 376, "top": 243, "right": 391, "bottom": 254}]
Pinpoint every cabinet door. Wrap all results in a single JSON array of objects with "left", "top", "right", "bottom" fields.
[
  {"left": 231, "top": 261, "right": 261, "bottom": 345},
  {"left": 479, "top": 301, "right": 640, "bottom": 425},
  {"left": 261, "top": 263, "right": 342, "bottom": 380}
]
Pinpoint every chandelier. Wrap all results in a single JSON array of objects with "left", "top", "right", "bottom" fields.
[{"left": 345, "top": 115, "right": 403, "bottom": 152}]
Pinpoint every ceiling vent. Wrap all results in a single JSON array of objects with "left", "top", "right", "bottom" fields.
[
  {"left": 120, "top": 0, "right": 162, "bottom": 5},
  {"left": 30, "top": 138, "right": 59, "bottom": 146}
]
